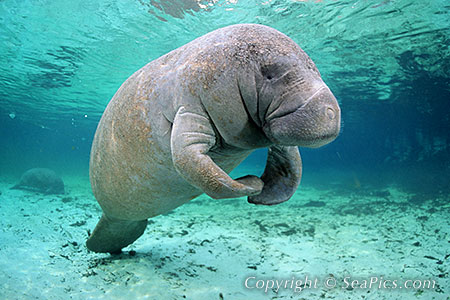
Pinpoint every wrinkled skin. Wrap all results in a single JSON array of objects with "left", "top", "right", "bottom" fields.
[{"left": 86, "top": 24, "right": 340, "bottom": 253}]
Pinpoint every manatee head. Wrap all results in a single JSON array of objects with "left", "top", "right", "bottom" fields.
[
  {"left": 212, "top": 24, "right": 340, "bottom": 148},
  {"left": 255, "top": 54, "right": 341, "bottom": 148}
]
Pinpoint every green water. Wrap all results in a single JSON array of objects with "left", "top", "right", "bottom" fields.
[
  {"left": 1, "top": 0, "right": 448, "bottom": 128},
  {"left": 0, "top": 1, "right": 449, "bottom": 299}
]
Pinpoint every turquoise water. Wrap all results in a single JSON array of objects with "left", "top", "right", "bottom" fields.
[{"left": 0, "top": 1, "right": 449, "bottom": 299}]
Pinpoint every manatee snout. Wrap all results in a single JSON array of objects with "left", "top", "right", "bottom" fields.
[{"left": 264, "top": 86, "right": 341, "bottom": 148}]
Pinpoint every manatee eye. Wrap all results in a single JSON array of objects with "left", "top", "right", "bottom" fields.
[{"left": 261, "top": 65, "right": 276, "bottom": 81}]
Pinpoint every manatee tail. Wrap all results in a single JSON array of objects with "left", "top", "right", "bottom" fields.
[{"left": 86, "top": 213, "right": 148, "bottom": 254}]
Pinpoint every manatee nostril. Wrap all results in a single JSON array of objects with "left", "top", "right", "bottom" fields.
[{"left": 326, "top": 107, "right": 335, "bottom": 120}]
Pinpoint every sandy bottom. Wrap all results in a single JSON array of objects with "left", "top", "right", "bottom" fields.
[{"left": 0, "top": 173, "right": 449, "bottom": 300}]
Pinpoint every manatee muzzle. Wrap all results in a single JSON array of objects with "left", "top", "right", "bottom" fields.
[{"left": 263, "top": 86, "right": 341, "bottom": 147}]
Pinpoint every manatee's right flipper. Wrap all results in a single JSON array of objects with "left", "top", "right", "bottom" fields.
[
  {"left": 86, "top": 213, "right": 148, "bottom": 254},
  {"left": 171, "top": 106, "right": 263, "bottom": 199}
]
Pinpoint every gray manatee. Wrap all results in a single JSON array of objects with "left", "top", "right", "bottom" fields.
[
  {"left": 86, "top": 24, "right": 340, "bottom": 253},
  {"left": 11, "top": 168, "right": 65, "bottom": 195}
]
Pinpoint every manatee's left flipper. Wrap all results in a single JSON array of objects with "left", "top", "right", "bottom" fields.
[{"left": 248, "top": 145, "right": 302, "bottom": 205}]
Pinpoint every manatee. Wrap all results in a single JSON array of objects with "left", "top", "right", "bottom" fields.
[
  {"left": 86, "top": 24, "right": 341, "bottom": 253},
  {"left": 11, "top": 168, "right": 65, "bottom": 195}
]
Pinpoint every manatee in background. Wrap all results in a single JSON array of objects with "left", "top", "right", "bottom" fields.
[
  {"left": 87, "top": 24, "right": 341, "bottom": 253},
  {"left": 11, "top": 168, "right": 65, "bottom": 195}
]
